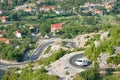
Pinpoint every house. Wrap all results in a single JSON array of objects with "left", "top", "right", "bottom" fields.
[
  {"left": 24, "top": 7, "right": 32, "bottom": 12},
  {"left": 0, "top": 31, "right": 5, "bottom": 37},
  {"left": 93, "top": 10, "right": 103, "bottom": 15},
  {"left": 29, "top": 25, "right": 38, "bottom": 29},
  {"left": 39, "top": 6, "right": 45, "bottom": 11},
  {"left": 51, "top": 23, "right": 62, "bottom": 32},
  {"left": 8, "top": 0, "right": 12, "bottom": 4},
  {"left": 0, "top": 38, "right": 10, "bottom": 44},
  {"left": 39, "top": 6, "right": 55, "bottom": 11},
  {"left": 14, "top": 30, "right": 22, "bottom": 38},
  {"left": 1, "top": 16, "right": 8, "bottom": 23},
  {"left": 46, "top": 6, "right": 55, "bottom": 11},
  {"left": 0, "top": 0, "right": 3, "bottom": 3},
  {"left": 104, "top": 3, "right": 112, "bottom": 10},
  {"left": 82, "top": 10, "right": 90, "bottom": 13},
  {"left": 0, "top": 10, "right": 3, "bottom": 14},
  {"left": 0, "top": 31, "right": 3, "bottom": 37},
  {"left": 0, "top": 0, "right": 12, "bottom": 4},
  {"left": 29, "top": 25, "right": 39, "bottom": 35}
]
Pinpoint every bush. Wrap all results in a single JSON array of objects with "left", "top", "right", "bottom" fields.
[
  {"left": 107, "top": 54, "right": 120, "bottom": 65},
  {"left": 80, "top": 68, "right": 99, "bottom": 80}
]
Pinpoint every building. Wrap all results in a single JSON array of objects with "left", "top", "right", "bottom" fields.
[
  {"left": 14, "top": 30, "right": 22, "bottom": 38},
  {"left": 0, "top": 0, "right": 12, "bottom": 4},
  {"left": 24, "top": 7, "right": 32, "bottom": 12},
  {"left": 46, "top": 6, "right": 55, "bottom": 11},
  {"left": 0, "top": 10, "right": 3, "bottom": 14},
  {"left": 51, "top": 23, "right": 62, "bottom": 32},
  {"left": 0, "top": 38, "right": 10, "bottom": 44},
  {"left": 0, "top": 31, "right": 5, "bottom": 37},
  {"left": 39, "top": 6, "right": 55, "bottom": 11},
  {"left": 39, "top": 6, "right": 45, "bottom": 11},
  {"left": 104, "top": 3, "right": 112, "bottom": 10},
  {"left": 93, "top": 10, "right": 103, "bottom": 15},
  {"left": 0, "top": 0, "right": 4, "bottom": 2},
  {"left": 29, "top": 25, "right": 39, "bottom": 35},
  {"left": 8, "top": 0, "right": 12, "bottom": 4},
  {"left": 1, "top": 16, "right": 8, "bottom": 23}
]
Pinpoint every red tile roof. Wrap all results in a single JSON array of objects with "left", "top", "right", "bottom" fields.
[
  {"left": 46, "top": 6, "right": 55, "bottom": 9},
  {"left": 29, "top": 25, "right": 38, "bottom": 29},
  {"left": 14, "top": 30, "right": 21, "bottom": 34},
  {"left": 51, "top": 23, "right": 62, "bottom": 32},
  {"left": 40, "top": 6, "right": 55, "bottom": 10},
  {"left": 0, "top": 38, "right": 10, "bottom": 44},
  {"left": 94, "top": 10, "right": 103, "bottom": 13},
  {"left": 24, "top": 8, "right": 32, "bottom": 12},
  {"left": 8, "top": 0, "right": 12, "bottom": 4},
  {"left": 1, "top": 16, "right": 8, "bottom": 20},
  {"left": 104, "top": 3, "right": 111, "bottom": 9}
]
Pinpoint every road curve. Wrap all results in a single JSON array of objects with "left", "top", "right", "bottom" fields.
[
  {"left": 69, "top": 53, "right": 92, "bottom": 69},
  {"left": 0, "top": 39, "right": 56, "bottom": 70},
  {"left": 29, "top": 41, "right": 54, "bottom": 61}
]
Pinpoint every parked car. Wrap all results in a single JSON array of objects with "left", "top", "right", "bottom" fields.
[{"left": 75, "top": 58, "right": 88, "bottom": 66}]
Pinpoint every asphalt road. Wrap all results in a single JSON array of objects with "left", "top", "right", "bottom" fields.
[
  {"left": 0, "top": 40, "right": 56, "bottom": 69},
  {"left": 0, "top": 38, "right": 76, "bottom": 68},
  {"left": 29, "top": 41, "right": 54, "bottom": 60},
  {"left": 0, "top": 39, "right": 55, "bottom": 79},
  {"left": 0, "top": 38, "right": 76, "bottom": 79}
]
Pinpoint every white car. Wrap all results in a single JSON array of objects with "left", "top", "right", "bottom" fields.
[{"left": 75, "top": 58, "right": 88, "bottom": 66}]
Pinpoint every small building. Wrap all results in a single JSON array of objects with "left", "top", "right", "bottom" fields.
[
  {"left": 24, "top": 7, "right": 32, "bottom": 12},
  {"left": 46, "top": 6, "right": 55, "bottom": 11},
  {"left": 8, "top": 0, "right": 12, "bottom": 4},
  {"left": 93, "top": 10, "right": 103, "bottom": 15},
  {"left": 1, "top": 16, "right": 8, "bottom": 23},
  {"left": 39, "top": 6, "right": 55, "bottom": 11},
  {"left": 51, "top": 23, "right": 62, "bottom": 32},
  {"left": 0, "top": 38, "right": 10, "bottom": 44},
  {"left": 0, "top": 31, "right": 5, "bottom": 37},
  {"left": 29, "top": 25, "right": 39, "bottom": 33},
  {"left": 0, "top": 0, "right": 3, "bottom": 3},
  {"left": 0, "top": 10, "right": 3, "bottom": 14},
  {"left": 104, "top": 3, "right": 112, "bottom": 10},
  {"left": 39, "top": 6, "right": 45, "bottom": 11},
  {"left": 14, "top": 30, "right": 22, "bottom": 38}
]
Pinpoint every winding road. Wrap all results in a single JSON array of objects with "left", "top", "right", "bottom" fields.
[
  {"left": 69, "top": 53, "right": 92, "bottom": 69},
  {"left": 0, "top": 38, "right": 77, "bottom": 79},
  {"left": 0, "top": 39, "right": 57, "bottom": 70}
]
